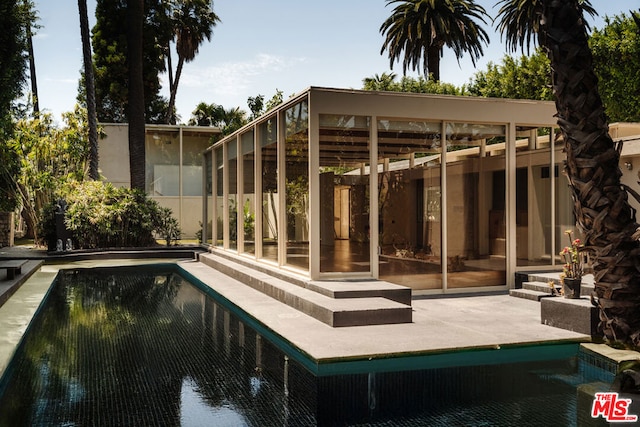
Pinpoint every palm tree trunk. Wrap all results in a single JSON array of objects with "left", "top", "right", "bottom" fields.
[
  {"left": 427, "top": 46, "right": 440, "bottom": 81},
  {"left": 540, "top": 0, "right": 640, "bottom": 348},
  {"left": 78, "top": 0, "right": 99, "bottom": 180},
  {"left": 165, "top": 55, "right": 184, "bottom": 125},
  {"left": 25, "top": 6, "right": 38, "bottom": 116},
  {"left": 127, "top": 0, "right": 146, "bottom": 190}
]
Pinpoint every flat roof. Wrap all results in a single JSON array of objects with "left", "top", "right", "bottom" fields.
[{"left": 205, "top": 86, "right": 557, "bottom": 154}]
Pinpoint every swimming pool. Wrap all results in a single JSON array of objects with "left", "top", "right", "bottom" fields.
[{"left": 0, "top": 265, "right": 615, "bottom": 426}]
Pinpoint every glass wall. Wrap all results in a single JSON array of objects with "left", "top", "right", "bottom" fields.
[
  {"left": 182, "top": 134, "right": 205, "bottom": 197},
  {"left": 260, "top": 117, "right": 278, "bottom": 263},
  {"left": 215, "top": 146, "right": 224, "bottom": 247},
  {"left": 204, "top": 151, "right": 213, "bottom": 244},
  {"left": 146, "top": 130, "right": 180, "bottom": 196},
  {"left": 516, "top": 128, "right": 553, "bottom": 266},
  {"left": 241, "top": 131, "right": 255, "bottom": 255},
  {"left": 284, "top": 100, "right": 309, "bottom": 270},
  {"left": 318, "top": 115, "right": 371, "bottom": 273},
  {"left": 200, "top": 89, "right": 559, "bottom": 290},
  {"left": 228, "top": 140, "right": 238, "bottom": 251},
  {"left": 445, "top": 123, "right": 506, "bottom": 289},
  {"left": 377, "top": 120, "right": 442, "bottom": 289}
]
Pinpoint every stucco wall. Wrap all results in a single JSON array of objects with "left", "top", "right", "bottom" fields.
[{"left": 99, "top": 124, "right": 130, "bottom": 187}]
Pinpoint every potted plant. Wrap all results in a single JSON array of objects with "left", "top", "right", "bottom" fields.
[{"left": 559, "top": 229, "right": 584, "bottom": 299}]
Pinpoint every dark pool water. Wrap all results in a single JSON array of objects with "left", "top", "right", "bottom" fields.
[{"left": 0, "top": 265, "right": 614, "bottom": 426}]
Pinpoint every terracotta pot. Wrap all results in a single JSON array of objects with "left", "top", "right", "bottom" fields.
[{"left": 563, "top": 277, "right": 582, "bottom": 299}]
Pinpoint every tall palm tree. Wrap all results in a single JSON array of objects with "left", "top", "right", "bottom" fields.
[
  {"left": 24, "top": 0, "right": 38, "bottom": 116},
  {"left": 498, "top": 0, "right": 640, "bottom": 349},
  {"left": 379, "top": 0, "right": 490, "bottom": 81},
  {"left": 127, "top": 0, "right": 146, "bottom": 191},
  {"left": 495, "top": 0, "right": 596, "bottom": 54},
  {"left": 78, "top": 0, "right": 99, "bottom": 180},
  {"left": 165, "top": 0, "right": 220, "bottom": 124}
]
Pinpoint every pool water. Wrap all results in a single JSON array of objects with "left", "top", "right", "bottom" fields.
[{"left": 0, "top": 265, "right": 613, "bottom": 426}]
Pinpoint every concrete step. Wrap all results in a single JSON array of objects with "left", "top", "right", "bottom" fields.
[
  {"left": 541, "top": 296, "right": 599, "bottom": 336},
  {"left": 307, "top": 280, "right": 411, "bottom": 306},
  {"left": 522, "top": 280, "right": 559, "bottom": 294},
  {"left": 195, "top": 252, "right": 412, "bottom": 327},
  {"left": 509, "top": 288, "right": 557, "bottom": 301}
]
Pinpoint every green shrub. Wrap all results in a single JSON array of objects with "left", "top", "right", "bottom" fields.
[
  {"left": 154, "top": 207, "right": 181, "bottom": 246},
  {"left": 40, "top": 181, "right": 181, "bottom": 249}
]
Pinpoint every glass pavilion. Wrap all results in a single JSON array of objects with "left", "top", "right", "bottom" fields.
[{"left": 202, "top": 87, "right": 572, "bottom": 293}]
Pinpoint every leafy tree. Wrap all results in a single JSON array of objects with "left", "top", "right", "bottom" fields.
[
  {"left": 246, "top": 90, "right": 285, "bottom": 120},
  {"left": 0, "top": 0, "right": 31, "bottom": 131},
  {"left": 164, "top": 0, "right": 220, "bottom": 124},
  {"left": 589, "top": 12, "right": 640, "bottom": 122},
  {"left": 92, "top": 0, "right": 172, "bottom": 124},
  {"left": 363, "top": 73, "right": 462, "bottom": 95},
  {"left": 7, "top": 108, "right": 91, "bottom": 241},
  {"left": 379, "top": 0, "right": 490, "bottom": 81},
  {"left": 466, "top": 49, "right": 552, "bottom": 100},
  {"left": 497, "top": 0, "right": 640, "bottom": 349},
  {"left": 264, "top": 89, "right": 284, "bottom": 112},
  {"left": 247, "top": 94, "right": 264, "bottom": 121},
  {"left": 0, "top": 0, "right": 34, "bottom": 212}
]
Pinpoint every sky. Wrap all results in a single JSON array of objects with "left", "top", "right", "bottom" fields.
[{"left": 31, "top": 0, "right": 634, "bottom": 125}]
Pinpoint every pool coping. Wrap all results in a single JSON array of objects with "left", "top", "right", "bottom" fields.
[{"left": 4, "top": 257, "right": 636, "bottom": 381}]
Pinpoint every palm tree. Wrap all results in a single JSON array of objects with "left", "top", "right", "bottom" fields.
[
  {"left": 23, "top": 0, "right": 38, "bottom": 116},
  {"left": 78, "top": 0, "right": 99, "bottom": 180},
  {"left": 379, "top": 0, "right": 490, "bottom": 81},
  {"left": 497, "top": 0, "right": 640, "bottom": 349},
  {"left": 495, "top": 0, "right": 596, "bottom": 54},
  {"left": 363, "top": 72, "right": 398, "bottom": 91},
  {"left": 188, "top": 101, "right": 223, "bottom": 127},
  {"left": 165, "top": 0, "right": 220, "bottom": 124},
  {"left": 127, "top": 0, "right": 146, "bottom": 190},
  {"left": 188, "top": 102, "right": 246, "bottom": 135}
]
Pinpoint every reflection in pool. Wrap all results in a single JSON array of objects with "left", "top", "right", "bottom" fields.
[
  {"left": 0, "top": 266, "right": 316, "bottom": 426},
  {"left": 0, "top": 265, "right": 614, "bottom": 426}
]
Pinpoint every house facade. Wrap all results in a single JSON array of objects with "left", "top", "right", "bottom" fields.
[
  {"left": 99, "top": 124, "right": 220, "bottom": 239},
  {"left": 194, "top": 87, "right": 638, "bottom": 294}
]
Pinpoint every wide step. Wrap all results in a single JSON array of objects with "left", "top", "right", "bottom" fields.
[
  {"left": 192, "top": 252, "right": 412, "bottom": 327},
  {"left": 509, "top": 288, "right": 555, "bottom": 301}
]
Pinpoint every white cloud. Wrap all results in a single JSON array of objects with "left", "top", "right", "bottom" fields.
[{"left": 180, "top": 53, "right": 307, "bottom": 96}]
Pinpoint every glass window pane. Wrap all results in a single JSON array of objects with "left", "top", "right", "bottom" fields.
[
  {"left": 241, "top": 131, "right": 255, "bottom": 255},
  {"left": 319, "top": 115, "right": 371, "bottom": 273},
  {"left": 228, "top": 140, "right": 238, "bottom": 251},
  {"left": 377, "top": 119, "right": 442, "bottom": 289},
  {"left": 204, "top": 151, "right": 213, "bottom": 244},
  {"left": 260, "top": 118, "right": 278, "bottom": 262},
  {"left": 181, "top": 135, "right": 207, "bottom": 197},
  {"left": 516, "top": 127, "right": 555, "bottom": 266},
  {"left": 285, "top": 100, "right": 309, "bottom": 270},
  {"left": 446, "top": 123, "right": 506, "bottom": 289},
  {"left": 215, "top": 146, "right": 224, "bottom": 247},
  {"left": 146, "top": 130, "right": 179, "bottom": 196}
]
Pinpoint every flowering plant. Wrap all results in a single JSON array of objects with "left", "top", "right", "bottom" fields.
[{"left": 559, "top": 229, "right": 583, "bottom": 280}]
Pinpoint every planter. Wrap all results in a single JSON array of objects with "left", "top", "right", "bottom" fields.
[{"left": 563, "top": 277, "right": 582, "bottom": 299}]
